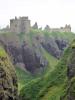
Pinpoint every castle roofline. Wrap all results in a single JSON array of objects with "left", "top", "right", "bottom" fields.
[
  {"left": 19, "top": 16, "right": 29, "bottom": 20},
  {"left": 10, "top": 16, "right": 30, "bottom": 21}
]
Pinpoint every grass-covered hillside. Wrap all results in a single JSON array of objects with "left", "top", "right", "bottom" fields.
[
  {"left": 20, "top": 48, "right": 68, "bottom": 100},
  {"left": 0, "top": 29, "right": 75, "bottom": 99},
  {"left": 20, "top": 38, "right": 75, "bottom": 100},
  {"left": 16, "top": 67, "right": 34, "bottom": 91},
  {"left": 29, "top": 29, "right": 75, "bottom": 42},
  {"left": 16, "top": 47, "right": 58, "bottom": 92}
]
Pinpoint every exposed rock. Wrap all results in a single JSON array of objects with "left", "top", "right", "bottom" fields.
[
  {"left": 0, "top": 33, "right": 48, "bottom": 74},
  {"left": 55, "top": 39, "right": 68, "bottom": 51},
  {"left": 64, "top": 78, "right": 75, "bottom": 100},
  {"left": 6, "top": 44, "right": 22, "bottom": 64},
  {"left": 61, "top": 40, "right": 75, "bottom": 100},
  {"left": 21, "top": 41, "right": 48, "bottom": 74},
  {"left": 0, "top": 47, "right": 18, "bottom": 100},
  {"left": 41, "top": 37, "right": 61, "bottom": 58},
  {"left": 66, "top": 42, "right": 75, "bottom": 100},
  {"left": 0, "top": 32, "right": 71, "bottom": 74}
]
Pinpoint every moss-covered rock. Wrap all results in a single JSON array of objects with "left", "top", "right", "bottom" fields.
[
  {"left": 60, "top": 39, "right": 75, "bottom": 100},
  {"left": 0, "top": 47, "right": 18, "bottom": 100},
  {"left": 67, "top": 77, "right": 75, "bottom": 100}
]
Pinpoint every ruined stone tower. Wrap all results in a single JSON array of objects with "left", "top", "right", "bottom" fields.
[{"left": 10, "top": 16, "right": 30, "bottom": 34}]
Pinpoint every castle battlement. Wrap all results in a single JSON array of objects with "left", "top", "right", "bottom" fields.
[{"left": 10, "top": 16, "right": 31, "bottom": 34}]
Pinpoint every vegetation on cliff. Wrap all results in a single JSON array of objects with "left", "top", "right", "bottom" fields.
[
  {"left": 20, "top": 38, "right": 75, "bottom": 100},
  {"left": 0, "top": 46, "right": 18, "bottom": 99},
  {"left": 0, "top": 29, "right": 75, "bottom": 100}
]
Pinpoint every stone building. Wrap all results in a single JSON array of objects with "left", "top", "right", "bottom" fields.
[
  {"left": 32, "top": 22, "right": 38, "bottom": 29},
  {"left": 10, "top": 16, "right": 30, "bottom": 34},
  {"left": 44, "top": 25, "right": 50, "bottom": 32},
  {"left": 44, "top": 24, "right": 71, "bottom": 32}
]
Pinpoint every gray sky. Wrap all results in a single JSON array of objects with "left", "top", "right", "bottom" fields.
[{"left": 0, "top": 0, "right": 75, "bottom": 32}]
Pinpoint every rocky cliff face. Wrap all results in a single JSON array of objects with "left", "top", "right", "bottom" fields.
[
  {"left": 41, "top": 37, "right": 66, "bottom": 59},
  {"left": 0, "top": 33, "right": 48, "bottom": 74},
  {"left": 21, "top": 41, "right": 48, "bottom": 73},
  {"left": 0, "top": 31, "right": 74, "bottom": 74},
  {"left": 60, "top": 40, "right": 75, "bottom": 100},
  {"left": 66, "top": 40, "right": 75, "bottom": 100},
  {"left": 20, "top": 39, "right": 75, "bottom": 100},
  {"left": 0, "top": 47, "right": 18, "bottom": 100}
]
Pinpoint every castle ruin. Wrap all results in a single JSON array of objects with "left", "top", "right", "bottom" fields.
[
  {"left": 10, "top": 16, "right": 30, "bottom": 34},
  {"left": 10, "top": 16, "right": 71, "bottom": 34},
  {"left": 32, "top": 22, "right": 38, "bottom": 29},
  {"left": 44, "top": 24, "right": 71, "bottom": 32}
]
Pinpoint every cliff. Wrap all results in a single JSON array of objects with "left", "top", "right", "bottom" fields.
[
  {"left": 20, "top": 39, "right": 75, "bottom": 100},
  {"left": 61, "top": 39, "right": 75, "bottom": 100},
  {"left": 0, "top": 30, "right": 74, "bottom": 75},
  {"left": 0, "top": 46, "right": 18, "bottom": 99}
]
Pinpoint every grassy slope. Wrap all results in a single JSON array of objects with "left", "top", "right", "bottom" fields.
[
  {"left": 17, "top": 29, "right": 75, "bottom": 100},
  {"left": 16, "top": 45, "right": 58, "bottom": 92},
  {"left": 41, "top": 47, "right": 58, "bottom": 72},
  {"left": 16, "top": 30, "right": 59, "bottom": 91},
  {"left": 20, "top": 39, "right": 73, "bottom": 100},
  {"left": 16, "top": 67, "right": 34, "bottom": 91},
  {"left": 41, "top": 47, "right": 71, "bottom": 100},
  {"left": 43, "top": 31, "right": 75, "bottom": 42},
  {"left": 4, "top": 29, "right": 74, "bottom": 99},
  {"left": 0, "top": 30, "right": 75, "bottom": 99}
]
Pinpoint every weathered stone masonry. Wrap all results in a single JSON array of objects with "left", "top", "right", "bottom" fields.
[{"left": 10, "top": 16, "right": 30, "bottom": 34}]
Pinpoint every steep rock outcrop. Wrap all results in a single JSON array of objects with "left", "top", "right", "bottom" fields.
[
  {"left": 61, "top": 40, "right": 75, "bottom": 100},
  {"left": 0, "top": 47, "right": 18, "bottom": 100},
  {"left": 55, "top": 39, "right": 68, "bottom": 51},
  {"left": 0, "top": 32, "right": 73, "bottom": 74},
  {"left": 66, "top": 41, "right": 75, "bottom": 100},
  {"left": 21, "top": 41, "right": 48, "bottom": 73},
  {"left": 41, "top": 37, "right": 61, "bottom": 58}
]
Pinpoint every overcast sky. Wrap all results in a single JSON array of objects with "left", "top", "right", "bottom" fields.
[{"left": 0, "top": 0, "right": 75, "bottom": 32}]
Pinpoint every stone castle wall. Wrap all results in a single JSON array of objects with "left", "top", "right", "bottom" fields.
[
  {"left": 44, "top": 24, "right": 71, "bottom": 32},
  {"left": 10, "top": 17, "right": 30, "bottom": 34}
]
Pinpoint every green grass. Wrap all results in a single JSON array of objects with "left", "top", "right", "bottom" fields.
[
  {"left": 41, "top": 85, "right": 63, "bottom": 100},
  {"left": 16, "top": 67, "right": 34, "bottom": 91},
  {"left": 41, "top": 47, "right": 58, "bottom": 72},
  {"left": 16, "top": 45, "right": 59, "bottom": 93},
  {"left": 0, "top": 28, "right": 75, "bottom": 99},
  {"left": 43, "top": 31, "right": 75, "bottom": 42},
  {"left": 13, "top": 29, "right": 75, "bottom": 99},
  {"left": 0, "top": 47, "right": 7, "bottom": 57},
  {"left": 19, "top": 30, "right": 75, "bottom": 100},
  {"left": 20, "top": 44, "right": 72, "bottom": 100}
]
